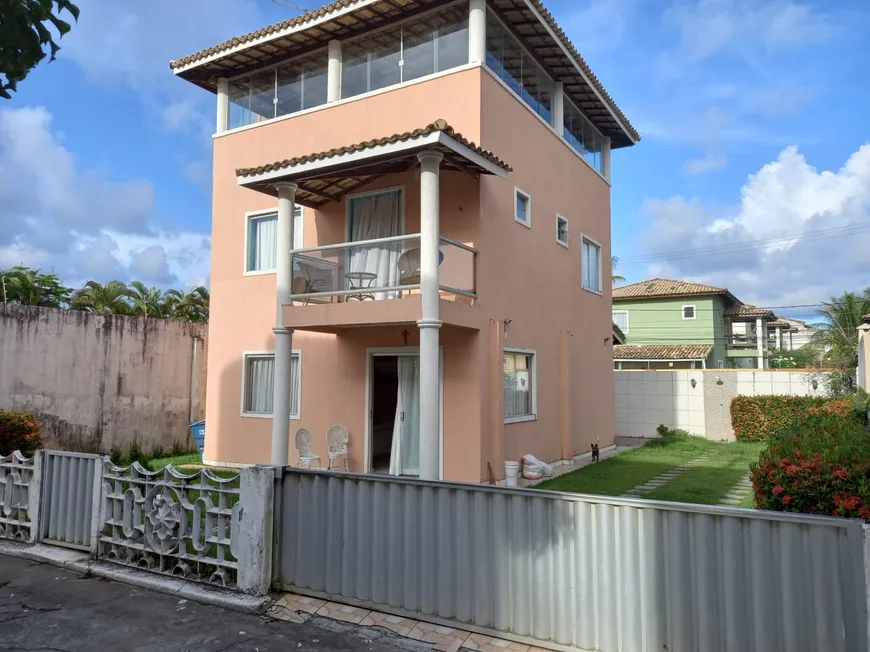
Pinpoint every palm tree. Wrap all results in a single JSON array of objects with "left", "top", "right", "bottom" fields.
[
  {"left": 168, "top": 286, "right": 209, "bottom": 323},
  {"left": 70, "top": 280, "right": 131, "bottom": 315},
  {"left": 126, "top": 281, "right": 165, "bottom": 318},
  {"left": 1, "top": 266, "right": 71, "bottom": 307},
  {"left": 611, "top": 256, "right": 625, "bottom": 286},
  {"left": 811, "top": 289, "right": 870, "bottom": 392}
]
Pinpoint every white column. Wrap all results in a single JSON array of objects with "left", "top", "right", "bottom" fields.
[
  {"left": 468, "top": 0, "right": 487, "bottom": 64},
  {"left": 756, "top": 317, "right": 765, "bottom": 369},
  {"left": 775, "top": 326, "right": 783, "bottom": 350},
  {"left": 271, "top": 182, "right": 297, "bottom": 466},
  {"left": 417, "top": 152, "right": 443, "bottom": 481},
  {"left": 789, "top": 331, "right": 794, "bottom": 350},
  {"left": 216, "top": 77, "right": 229, "bottom": 134},
  {"left": 552, "top": 81, "right": 564, "bottom": 132},
  {"left": 602, "top": 136, "right": 612, "bottom": 182},
  {"left": 327, "top": 40, "right": 342, "bottom": 103}
]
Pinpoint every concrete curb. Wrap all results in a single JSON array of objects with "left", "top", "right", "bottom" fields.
[{"left": 0, "top": 541, "right": 271, "bottom": 615}]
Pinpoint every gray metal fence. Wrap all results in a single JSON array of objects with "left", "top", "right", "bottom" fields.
[
  {"left": 275, "top": 469, "right": 868, "bottom": 652},
  {"left": 40, "top": 451, "right": 102, "bottom": 550}
]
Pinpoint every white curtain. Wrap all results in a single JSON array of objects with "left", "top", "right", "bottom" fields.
[
  {"left": 249, "top": 215, "right": 277, "bottom": 271},
  {"left": 349, "top": 192, "right": 401, "bottom": 298},
  {"left": 246, "top": 356, "right": 275, "bottom": 413},
  {"left": 504, "top": 354, "right": 531, "bottom": 418},
  {"left": 245, "top": 354, "right": 300, "bottom": 415},
  {"left": 390, "top": 356, "right": 420, "bottom": 476},
  {"left": 583, "top": 239, "right": 600, "bottom": 291}
]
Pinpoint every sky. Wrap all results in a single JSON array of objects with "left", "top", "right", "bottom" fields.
[{"left": 0, "top": 0, "right": 868, "bottom": 317}]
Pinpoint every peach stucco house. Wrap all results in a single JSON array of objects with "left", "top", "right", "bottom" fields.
[{"left": 172, "top": 0, "right": 639, "bottom": 483}]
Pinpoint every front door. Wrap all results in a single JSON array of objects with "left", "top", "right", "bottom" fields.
[{"left": 369, "top": 352, "right": 420, "bottom": 477}]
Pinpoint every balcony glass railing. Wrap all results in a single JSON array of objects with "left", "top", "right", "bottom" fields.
[
  {"left": 726, "top": 334, "right": 759, "bottom": 348},
  {"left": 288, "top": 234, "right": 476, "bottom": 304}
]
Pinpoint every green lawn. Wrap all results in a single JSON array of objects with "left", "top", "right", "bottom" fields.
[
  {"left": 536, "top": 431, "right": 763, "bottom": 506},
  {"left": 147, "top": 454, "right": 239, "bottom": 479},
  {"left": 645, "top": 440, "right": 764, "bottom": 505}
]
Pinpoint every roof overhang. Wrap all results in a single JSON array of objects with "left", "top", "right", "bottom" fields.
[
  {"left": 170, "top": 0, "right": 638, "bottom": 148},
  {"left": 236, "top": 121, "right": 510, "bottom": 207}
]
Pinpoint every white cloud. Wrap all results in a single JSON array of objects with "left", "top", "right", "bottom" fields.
[
  {"left": 664, "top": 0, "right": 832, "bottom": 61},
  {"left": 0, "top": 106, "right": 209, "bottom": 289},
  {"left": 561, "top": 0, "right": 637, "bottom": 52},
  {"left": 684, "top": 152, "right": 727, "bottom": 175},
  {"left": 637, "top": 144, "right": 870, "bottom": 307}
]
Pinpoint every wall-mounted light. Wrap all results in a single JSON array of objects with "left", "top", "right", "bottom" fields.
[{"left": 690, "top": 378, "right": 697, "bottom": 389}]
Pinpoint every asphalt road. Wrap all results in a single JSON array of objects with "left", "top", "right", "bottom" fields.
[{"left": 0, "top": 555, "right": 427, "bottom": 652}]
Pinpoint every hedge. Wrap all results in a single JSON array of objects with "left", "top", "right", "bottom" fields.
[
  {"left": 731, "top": 395, "right": 829, "bottom": 441},
  {"left": 751, "top": 407, "right": 870, "bottom": 521},
  {"left": 0, "top": 411, "right": 43, "bottom": 457}
]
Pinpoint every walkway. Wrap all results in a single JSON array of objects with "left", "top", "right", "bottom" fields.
[
  {"left": 620, "top": 455, "right": 708, "bottom": 498},
  {"left": 719, "top": 473, "right": 754, "bottom": 506}
]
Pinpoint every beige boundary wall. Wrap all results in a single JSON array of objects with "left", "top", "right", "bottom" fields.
[
  {"left": 0, "top": 304, "right": 207, "bottom": 453},
  {"left": 615, "top": 369, "right": 833, "bottom": 441}
]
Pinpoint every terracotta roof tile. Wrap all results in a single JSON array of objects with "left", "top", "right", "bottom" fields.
[
  {"left": 723, "top": 304, "right": 775, "bottom": 319},
  {"left": 235, "top": 119, "right": 511, "bottom": 178},
  {"left": 613, "top": 344, "right": 713, "bottom": 361},
  {"left": 612, "top": 278, "right": 729, "bottom": 300},
  {"left": 612, "top": 323, "right": 626, "bottom": 345},
  {"left": 169, "top": 0, "right": 360, "bottom": 70}
]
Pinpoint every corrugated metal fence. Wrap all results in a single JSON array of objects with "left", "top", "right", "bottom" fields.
[
  {"left": 275, "top": 469, "right": 868, "bottom": 652},
  {"left": 40, "top": 451, "right": 102, "bottom": 550}
]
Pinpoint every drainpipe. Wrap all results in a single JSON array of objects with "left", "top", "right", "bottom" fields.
[{"left": 188, "top": 336, "right": 198, "bottom": 423}]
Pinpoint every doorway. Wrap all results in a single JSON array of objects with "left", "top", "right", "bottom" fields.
[{"left": 368, "top": 353, "right": 420, "bottom": 476}]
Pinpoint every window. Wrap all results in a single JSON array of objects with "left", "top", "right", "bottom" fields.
[
  {"left": 582, "top": 236, "right": 602, "bottom": 293},
  {"left": 341, "top": 4, "right": 469, "bottom": 100},
  {"left": 563, "top": 99, "right": 606, "bottom": 175},
  {"left": 612, "top": 310, "right": 629, "bottom": 334},
  {"left": 485, "top": 12, "right": 553, "bottom": 124},
  {"left": 717, "top": 360, "right": 725, "bottom": 369},
  {"left": 504, "top": 350, "right": 536, "bottom": 422},
  {"left": 228, "top": 50, "right": 329, "bottom": 130},
  {"left": 682, "top": 305, "right": 696, "bottom": 320},
  {"left": 242, "top": 352, "right": 301, "bottom": 417},
  {"left": 556, "top": 215, "right": 569, "bottom": 246},
  {"left": 515, "top": 188, "right": 531, "bottom": 227},
  {"left": 246, "top": 207, "right": 303, "bottom": 274}
]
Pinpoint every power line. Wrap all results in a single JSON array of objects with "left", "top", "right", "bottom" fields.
[{"left": 616, "top": 222, "right": 870, "bottom": 266}]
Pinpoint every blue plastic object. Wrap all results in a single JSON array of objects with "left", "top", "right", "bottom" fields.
[{"left": 189, "top": 420, "right": 206, "bottom": 453}]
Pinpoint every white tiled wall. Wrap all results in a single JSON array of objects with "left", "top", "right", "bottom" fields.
[{"left": 615, "top": 370, "right": 832, "bottom": 439}]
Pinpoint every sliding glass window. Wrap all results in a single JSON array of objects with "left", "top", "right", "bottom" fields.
[
  {"left": 563, "top": 99, "right": 604, "bottom": 174},
  {"left": 485, "top": 11, "right": 553, "bottom": 124},
  {"left": 341, "top": 3, "right": 469, "bottom": 100},
  {"left": 227, "top": 50, "right": 328, "bottom": 129}
]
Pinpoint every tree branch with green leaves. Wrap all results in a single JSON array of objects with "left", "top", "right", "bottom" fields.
[{"left": 0, "top": 0, "right": 80, "bottom": 99}]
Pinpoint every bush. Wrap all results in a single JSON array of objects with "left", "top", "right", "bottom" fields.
[
  {"left": 731, "top": 395, "right": 830, "bottom": 441},
  {"left": 751, "top": 410, "right": 870, "bottom": 520},
  {"left": 0, "top": 411, "right": 43, "bottom": 456}
]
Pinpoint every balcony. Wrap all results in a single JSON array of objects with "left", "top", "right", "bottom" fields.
[
  {"left": 283, "top": 234, "right": 481, "bottom": 333},
  {"left": 726, "top": 334, "right": 758, "bottom": 349}
]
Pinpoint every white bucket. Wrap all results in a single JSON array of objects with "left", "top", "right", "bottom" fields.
[{"left": 504, "top": 461, "right": 520, "bottom": 487}]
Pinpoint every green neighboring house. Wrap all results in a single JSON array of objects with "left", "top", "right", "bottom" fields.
[{"left": 611, "top": 278, "right": 775, "bottom": 369}]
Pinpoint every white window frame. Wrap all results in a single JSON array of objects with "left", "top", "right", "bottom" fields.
[
  {"left": 717, "top": 360, "right": 725, "bottom": 369},
  {"left": 504, "top": 347, "right": 537, "bottom": 424},
  {"left": 240, "top": 349, "right": 302, "bottom": 419},
  {"left": 514, "top": 187, "right": 532, "bottom": 228},
  {"left": 556, "top": 214, "right": 569, "bottom": 247},
  {"left": 581, "top": 234, "right": 603, "bottom": 295},
  {"left": 682, "top": 305, "right": 697, "bottom": 320},
  {"left": 244, "top": 206, "right": 303, "bottom": 276},
  {"left": 612, "top": 309, "right": 629, "bottom": 334}
]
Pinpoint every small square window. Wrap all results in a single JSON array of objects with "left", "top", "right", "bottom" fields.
[
  {"left": 246, "top": 207, "right": 303, "bottom": 274},
  {"left": 612, "top": 310, "right": 629, "bottom": 334},
  {"left": 556, "top": 215, "right": 569, "bottom": 246},
  {"left": 682, "top": 305, "right": 696, "bottom": 320},
  {"left": 514, "top": 188, "right": 531, "bottom": 227},
  {"left": 242, "top": 352, "right": 301, "bottom": 418}
]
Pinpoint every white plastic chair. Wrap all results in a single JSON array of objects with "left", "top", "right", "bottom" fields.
[
  {"left": 326, "top": 425, "right": 349, "bottom": 471},
  {"left": 295, "top": 428, "right": 320, "bottom": 468}
]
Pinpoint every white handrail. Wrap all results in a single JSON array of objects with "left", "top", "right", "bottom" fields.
[
  {"left": 290, "top": 233, "right": 420, "bottom": 255},
  {"left": 438, "top": 236, "right": 477, "bottom": 253}
]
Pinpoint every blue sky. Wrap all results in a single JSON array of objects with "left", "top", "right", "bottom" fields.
[{"left": 1, "top": 0, "right": 868, "bottom": 316}]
